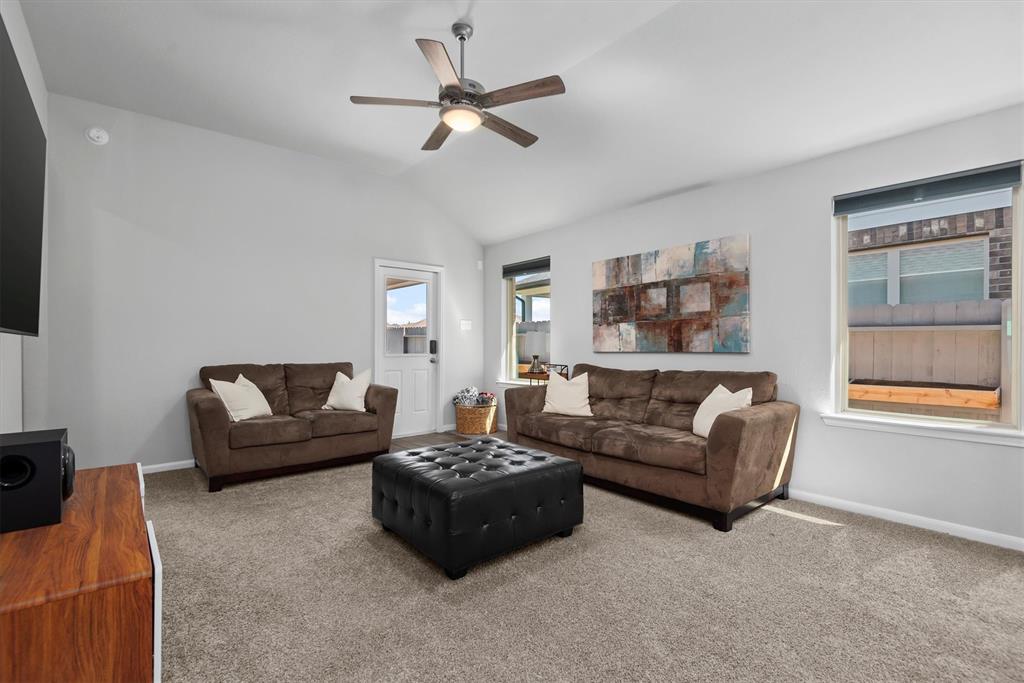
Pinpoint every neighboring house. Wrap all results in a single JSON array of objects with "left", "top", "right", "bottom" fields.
[
  {"left": 386, "top": 319, "right": 427, "bottom": 355},
  {"left": 848, "top": 190, "right": 1012, "bottom": 305}
]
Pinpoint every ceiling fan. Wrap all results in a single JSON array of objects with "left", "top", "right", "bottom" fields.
[{"left": 350, "top": 21, "right": 565, "bottom": 151}]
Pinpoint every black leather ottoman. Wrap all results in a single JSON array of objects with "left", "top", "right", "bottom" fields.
[{"left": 372, "top": 437, "right": 584, "bottom": 579}]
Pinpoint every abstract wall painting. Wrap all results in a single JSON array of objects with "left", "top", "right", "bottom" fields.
[{"left": 592, "top": 234, "right": 750, "bottom": 353}]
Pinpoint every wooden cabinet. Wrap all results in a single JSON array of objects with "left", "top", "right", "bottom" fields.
[{"left": 0, "top": 464, "right": 161, "bottom": 682}]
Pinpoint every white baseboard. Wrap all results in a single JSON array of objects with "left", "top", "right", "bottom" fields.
[
  {"left": 789, "top": 488, "right": 1024, "bottom": 552},
  {"left": 441, "top": 423, "right": 508, "bottom": 436},
  {"left": 141, "top": 459, "right": 195, "bottom": 475}
]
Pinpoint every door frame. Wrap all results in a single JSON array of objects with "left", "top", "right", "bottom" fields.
[{"left": 373, "top": 258, "right": 446, "bottom": 435}]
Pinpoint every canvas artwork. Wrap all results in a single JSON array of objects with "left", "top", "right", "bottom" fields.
[{"left": 592, "top": 234, "right": 750, "bottom": 353}]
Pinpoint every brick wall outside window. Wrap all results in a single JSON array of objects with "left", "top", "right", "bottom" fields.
[{"left": 848, "top": 207, "right": 1013, "bottom": 299}]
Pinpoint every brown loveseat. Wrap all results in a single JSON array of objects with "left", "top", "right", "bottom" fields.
[
  {"left": 187, "top": 362, "right": 398, "bottom": 491},
  {"left": 504, "top": 364, "right": 799, "bottom": 531}
]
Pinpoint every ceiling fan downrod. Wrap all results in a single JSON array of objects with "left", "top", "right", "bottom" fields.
[{"left": 452, "top": 21, "right": 473, "bottom": 80}]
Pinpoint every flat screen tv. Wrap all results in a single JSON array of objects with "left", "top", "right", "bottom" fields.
[{"left": 0, "top": 14, "right": 47, "bottom": 336}]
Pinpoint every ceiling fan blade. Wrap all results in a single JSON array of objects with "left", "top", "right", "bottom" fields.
[
  {"left": 481, "top": 113, "right": 538, "bottom": 148},
  {"left": 480, "top": 75, "right": 565, "bottom": 108},
  {"left": 422, "top": 121, "right": 453, "bottom": 151},
  {"left": 350, "top": 96, "right": 439, "bottom": 108},
  {"left": 415, "top": 39, "right": 462, "bottom": 92}
]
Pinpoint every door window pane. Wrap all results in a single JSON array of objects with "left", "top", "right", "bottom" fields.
[{"left": 386, "top": 278, "right": 427, "bottom": 354}]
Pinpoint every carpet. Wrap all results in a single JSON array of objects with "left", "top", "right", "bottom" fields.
[{"left": 144, "top": 464, "right": 1023, "bottom": 681}]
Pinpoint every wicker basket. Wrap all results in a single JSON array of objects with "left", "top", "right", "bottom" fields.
[{"left": 455, "top": 403, "right": 497, "bottom": 435}]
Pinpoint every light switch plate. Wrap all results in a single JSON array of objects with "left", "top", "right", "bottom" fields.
[{"left": 460, "top": 319, "right": 473, "bottom": 331}]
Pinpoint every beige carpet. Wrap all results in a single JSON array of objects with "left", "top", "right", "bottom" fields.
[{"left": 144, "top": 462, "right": 1023, "bottom": 681}]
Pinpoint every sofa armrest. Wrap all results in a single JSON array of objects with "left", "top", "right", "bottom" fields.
[
  {"left": 365, "top": 384, "right": 398, "bottom": 451},
  {"left": 186, "top": 388, "right": 230, "bottom": 477},
  {"left": 705, "top": 401, "right": 800, "bottom": 513},
  {"left": 503, "top": 385, "right": 547, "bottom": 441}
]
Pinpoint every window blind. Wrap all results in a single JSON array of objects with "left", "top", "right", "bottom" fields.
[
  {"left": 834, "top": 161, "right": 1021, "bottom": 216},
  {"left": 502, "top": 257, "right": 551, "bottom": 279}
]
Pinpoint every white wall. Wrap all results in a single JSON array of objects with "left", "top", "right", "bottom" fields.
[
  {"left": 0, "top": 0, "right": 47, "bottom": 433},
  {"left": 484, "top": 105, "right": 1024, "bottom": 544},
  {"left": 24, "top": 94, "right": 483, "bottom": 468}
]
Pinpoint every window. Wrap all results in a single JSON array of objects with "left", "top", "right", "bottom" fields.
[
  {"left": 502, "top": 257, "right": 551, "bottom": 380},
  {"left": 899, "top": 239, "right": 986, "bottom": 304},
  {"left": 835, "top": 162, "right": 1021, "bottom": 428},
  {"left": 385, "top": 277, "right": 428, "bottom": 354},
  {"left": 848, "top": 237, "right": 988, "bottom": 306},
  {"left": 848, "top": 252, "right": 888, "bottom": 306}
]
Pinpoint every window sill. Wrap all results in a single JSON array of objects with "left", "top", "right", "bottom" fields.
[
  {"left": 820, "top": 411, "right": 1024, "bottom": 447},
  {"left": 495, "top": 378, "right": 534, "bottom": 388}
]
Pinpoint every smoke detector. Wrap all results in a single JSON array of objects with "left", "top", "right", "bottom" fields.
[{"left": 85, "top": 127, "right": 109, "bottom": 145}]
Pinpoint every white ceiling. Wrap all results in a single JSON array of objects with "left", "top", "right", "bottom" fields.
[{"left": 21, "top": 0, "right": 1024, "bottom": 244}]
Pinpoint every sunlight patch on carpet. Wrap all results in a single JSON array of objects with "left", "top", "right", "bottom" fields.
[{"left": 762, "top": 504, "right": 844, "bottom": 526}]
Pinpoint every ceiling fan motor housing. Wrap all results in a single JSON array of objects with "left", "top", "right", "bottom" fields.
[{"left": 441, "top": 78, "right": 485, "bottom": 105}]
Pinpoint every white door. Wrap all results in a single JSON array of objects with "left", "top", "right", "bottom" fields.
[{"left": 375, "top": 265, "right": 439, "bottom": 437}]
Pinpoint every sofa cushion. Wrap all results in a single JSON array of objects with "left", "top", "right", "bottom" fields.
[
  {"left": 517, "top": 414, "right": 625, "bottom": 451},
  {"left": 201, "top": 364, "right": 289, "bottom": 415},
  {"left": 229, "top": 415, "right": 312, "bottom": 449},
  {"left": 591, "top": 424, "right": 707, "bottom": 475},
  {"left": 571, "top": 364, "right": 658, "bottom": 422},
  {"left": 295, "top": 409, "right": 378, "bottom": 438},
  {"left": 285, "top": 363, "right": 354, "bottom": 413},
  {"left": 644, "top": 370, "right": 776, "bottom": 429},
  {"left": 641, "top": 400, "right": 698, "bottom": 432}
]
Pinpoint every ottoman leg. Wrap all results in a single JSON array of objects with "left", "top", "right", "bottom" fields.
[
  {"left": 556, "top": 527, "right": 574, "bottom": 538},
  {"left": 445, "top": 567, "right": 468, "bottom": 581}
]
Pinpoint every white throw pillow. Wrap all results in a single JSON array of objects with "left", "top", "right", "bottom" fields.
[
  {"left": 542, "top": 372, "right": 594, "bottom": 417},
  {"left": 323, "top": 369, "right": 372, "bottom": 412},
  {"left": 209, "top": 374, "right": 273, "bottom": 422},
  {"left": 693, "top": 384, "right": 753, "bottom": 438}
]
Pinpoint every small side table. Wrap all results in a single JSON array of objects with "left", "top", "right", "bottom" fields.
[{"left": 520, "top": 364, "right": 570, "bottom": 385}]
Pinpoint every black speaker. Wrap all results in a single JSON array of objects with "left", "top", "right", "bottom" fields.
[{"left": 0, "top": 428, "right": 75, "bottom": 533}]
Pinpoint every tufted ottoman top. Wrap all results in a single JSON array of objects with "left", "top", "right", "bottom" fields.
[
  {"left": 372, "top": 438, "right": 584, "bottom": 578},
  {"left": 374, "top": 437, "right": 574, "bottom": 491}
]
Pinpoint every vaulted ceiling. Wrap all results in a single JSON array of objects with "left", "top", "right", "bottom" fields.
[{"left": 22, "top": 1, "right": 1024, "bottom": 243}]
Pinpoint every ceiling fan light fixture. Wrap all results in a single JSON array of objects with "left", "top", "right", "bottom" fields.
[{"left": 440, "top": 104, "right": 483, "bottom": 132}]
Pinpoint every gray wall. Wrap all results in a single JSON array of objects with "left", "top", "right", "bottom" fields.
[
  {"left": 24, "top": 94, "right": 484, "bottom": 468},
  {"left": 485, "top": 104, "right": 1024, "bottom": 543},
  {"left": 0, "top": 0, "right": 47, "bottom": 433}
]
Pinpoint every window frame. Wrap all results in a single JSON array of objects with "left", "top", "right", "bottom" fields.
[
  {"left": 503, "top": 276, "right": 519, "bottom": 382},
  {"left": 828, "top": 185, "right": 1023, "bottom": 442},
  {"left": 501, "top": 266, "right": 552, "bottom": 383}
]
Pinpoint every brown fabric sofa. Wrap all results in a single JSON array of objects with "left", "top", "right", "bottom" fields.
[
  {"left": 186, "top": 362, "right": 398, "bottom": 491},
  {"left": 504, "top": 364, "right": 799, "bottom": 531}
]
